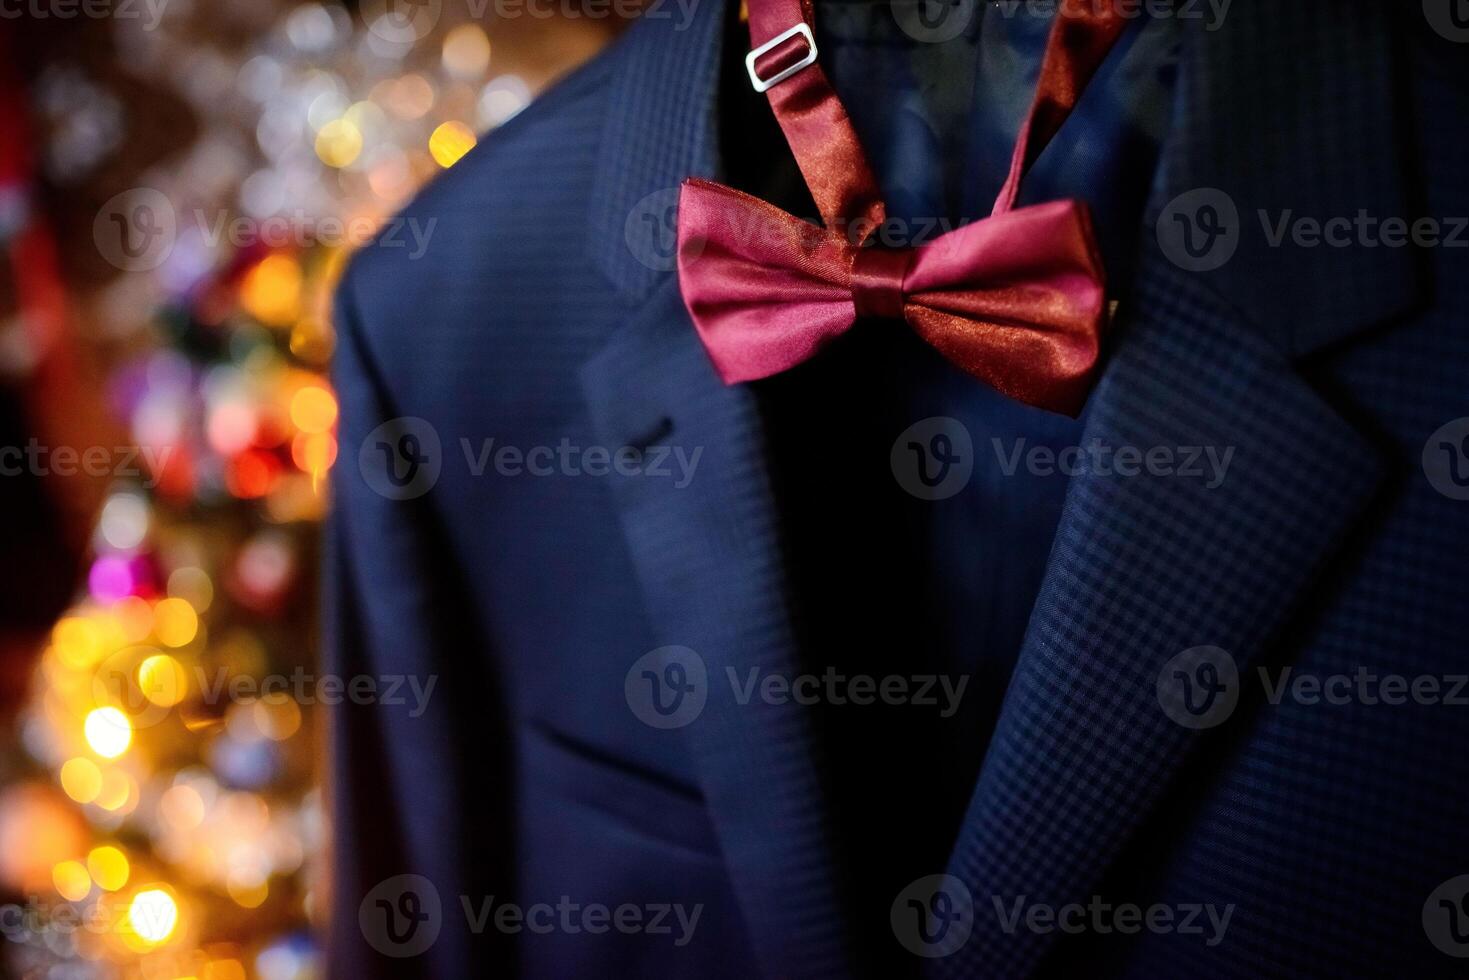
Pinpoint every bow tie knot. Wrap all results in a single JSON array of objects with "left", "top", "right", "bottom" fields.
[
  {"left": 677, "top": 178, "right": 1106, "bottom": 416},
  {"left": 849, "top": 246, "right": 912, "bottom": 321}
]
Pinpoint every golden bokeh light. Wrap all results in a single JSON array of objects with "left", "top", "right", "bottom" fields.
[
  {"left": 226, "top": 870, "right": 269, "bottom": 909},
  {"left": 60, "top": 758, "right": 104, "bottom": 804},
  {"left": 127, "top": 887, "right": 179, "bottom": 946},
  {"left": 53, "top": 860, "right": 92, "bottom": 901},
  {"left": 203, "top": 959, "right": 248, "bottom": 980},
  {"left": 315, "top": 118, "right": 363, "bottom": 168},
  {"left": 86, "top": 845, "right": 130, "bottom": 892},
  {"left": 137, "top": 654, "right": 188, "bottom": 707},
  {"left": 53, "top": 617, "right": 106, "bottom": 669},
  {"left": 289, "top": 385, "right": 338, "bottom": 434},
  {"left": 239, "top": 255, "right": 304, "bottom": 329},
  {"left": 84, "top": 708, "right": 132, "bottom": 759},
  {"left": 291, "top": 431, "right": 338, "bottom": 479},
  {"left": 153, "top": 598, "right": 200, "bottom": 648},
  {"left": 429, "top": 121, "right": 476, "bottom": 168},
  {"left": 94, "top": 769, "right": 136, "bottom": 813}
]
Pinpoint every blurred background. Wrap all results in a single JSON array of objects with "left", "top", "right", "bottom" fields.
[{"left": 0, "top": 3, "right": 619, "bottom": 977}]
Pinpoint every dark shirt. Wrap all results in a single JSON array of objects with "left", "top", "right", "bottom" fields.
[{"left": 719, "top": 0, "right": 1178, "bottom": 950}]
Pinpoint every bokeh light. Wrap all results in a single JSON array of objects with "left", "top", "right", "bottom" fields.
[
  {"left": 153, "top": 598, "right": 200, "bottom": 648},
  {"left": 127, "top": 886, "right": 179, "bottom": 946},
  {"left": 60, "top": 757, "right": 103, "bottom": 804},
  {"left": 53, "top": 860, "right": 92, "bottom": 902},
  {"left": 86, "top": 845, "right": 130, "bottom": 891},
  {"left": 314, "top": 118, "right": 363, "bottom": 168},
  {"left": 84, "top": 707, "right": 133, "bottom": 759},
  {"left": 429, "top": 121, "right": 477, "bottom": 168},
  {"left": 138, "top": 654, "right": 188, "bottom": 707}
]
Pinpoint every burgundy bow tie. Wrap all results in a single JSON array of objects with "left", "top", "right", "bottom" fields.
[{"left": 675, "top": 0, "right": 1128, "bottom": 416}]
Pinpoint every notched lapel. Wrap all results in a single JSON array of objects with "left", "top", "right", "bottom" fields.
[
  {"left": 937, "top": 255, "right": 1387, "bottom": 979},
  {"left": 937, "top": 5, "right": 1411, "bottom": 975}
]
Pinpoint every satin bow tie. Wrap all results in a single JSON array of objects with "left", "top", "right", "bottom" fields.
[
  {"left": 677, "top": 181, "right": 1106, "bottom": 417},
  {"left": 675, "top": 0, "right": 1128, "bottom": 416}
]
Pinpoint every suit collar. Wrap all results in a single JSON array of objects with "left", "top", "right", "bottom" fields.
[
  {"left": 938, "top": 5, "right": 1411, "bottom": 974},
  {"left": 585, "top": 0, "right": 728, "bottom": 300}
]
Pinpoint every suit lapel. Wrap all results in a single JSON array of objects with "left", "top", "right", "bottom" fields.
[
  {"left": 938, "top": 5, "right": 1419, "bottom": 976},
  {"left": 579, "top": 3, "right": 857, "bottom": 975}
]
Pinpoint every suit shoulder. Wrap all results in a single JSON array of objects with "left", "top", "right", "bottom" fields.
[{"left": 340, "top": 49, "right": 616, "bottom": 303}]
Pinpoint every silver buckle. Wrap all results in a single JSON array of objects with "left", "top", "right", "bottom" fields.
[{"left": 745, "top": 23, "right": 817, "bottom": 93}]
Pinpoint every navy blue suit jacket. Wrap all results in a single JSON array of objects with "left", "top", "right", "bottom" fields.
[{"left": 327, "top": 2, "right": 1469, "bottom": 976}]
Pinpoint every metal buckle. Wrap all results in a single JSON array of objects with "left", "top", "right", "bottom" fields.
[{"left": 745, "top": 23, "right": 817, "bottom": 93}]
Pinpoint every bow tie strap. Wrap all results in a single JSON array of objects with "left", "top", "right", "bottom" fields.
[
  {"left": 744, "top": 0, "right": 1132, "bottom": 227},
  {"left": 744, "top": 0, "right": 885, "bottom": 232},
  {"left": 992, "top": 2, "right": 1132, "bottom": 215}
]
